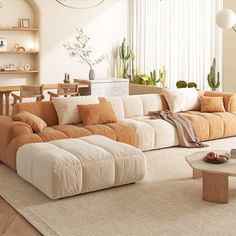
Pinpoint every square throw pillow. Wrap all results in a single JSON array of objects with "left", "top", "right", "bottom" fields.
[
  {"left": 52, "top": 95, "right": 99, "bottom": 125},
  {"left": 163, "top": 88, "right": 200, "bottom": 112},
  {"left": 12, "top": 111, "right": 47, "bottom": 133},
  {"left": 200, "top": 96, "right": 225, "bottom": 112},
  {"left": 78, "top": 102, "right": 117, "bottom": 126}
]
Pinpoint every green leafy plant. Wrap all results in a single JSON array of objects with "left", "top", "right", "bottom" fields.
[
  {"left": 140, "top": 74, "right": 149, "bottom": 85},
  {"left": 63, "top": 28, "right": 107, "bottom": 69},
  {"left": 207, "top": 58, "right": 220, "bottom": 91},
  {"left": 119, "top": 38, "right": 130, "bottom": 78}
]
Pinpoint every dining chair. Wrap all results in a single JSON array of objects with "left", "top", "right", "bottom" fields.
[
  {"left": 48, "top": 83, "right": 80, "bottom": 100},
  {"left": 12, "top": 85, "right": 44, "bottom": 104}
]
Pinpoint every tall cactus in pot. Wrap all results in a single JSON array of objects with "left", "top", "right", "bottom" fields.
[
  {"left": 207, "top": 58, "right": 220, "bottom": 91},
  {"left": 130, "top": 49, "right": 135, "bottom": 81},
  {"left": 159, "top": 66, "right": 166, "bottom": 88},
  {"left": 119, "top": 38, "right": 130, "bottom": 78}
]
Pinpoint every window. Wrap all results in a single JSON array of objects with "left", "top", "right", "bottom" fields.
[{"left": 128, "top": 0, "right": 223, "bottom": 90}]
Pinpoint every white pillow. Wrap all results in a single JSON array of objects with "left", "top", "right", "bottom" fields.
[
  {"left": 163, "top": 88, "right": 200, "bottom": 112},
  {"left": 52, "top": 95, "right": 99, "bottom": 125}
]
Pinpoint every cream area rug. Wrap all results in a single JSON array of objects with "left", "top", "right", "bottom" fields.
[{"left": 2, "top": 138, "right": 236, "bottom": 236}]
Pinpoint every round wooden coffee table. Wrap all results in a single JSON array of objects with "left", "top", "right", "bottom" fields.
[{"left": 185, "top": 150, "right": 234, "bottom": 204}]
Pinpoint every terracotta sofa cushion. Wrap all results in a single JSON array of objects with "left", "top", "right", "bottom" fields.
[
  {"left": 204, "top": 91, "right": 236, "bottom": 112},
  {"left": 78, "top": 102, "right": 117, "bottom": 125},
  {"left": 12, "top": 101, "right": 58, "bottom": 126},
  {"left": 200, "top": 96, "right": 225, "bottom": 112},
  {"left": 12, "top": 111, "right": 47, "bottom": 133}
]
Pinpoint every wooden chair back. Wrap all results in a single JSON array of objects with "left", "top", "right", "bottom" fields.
[
  {"left": 20, "top": 85, "right": 43, "bottom": 98},
  {"left": 56, "top": 83, "right": 79, "bottom": 96}
]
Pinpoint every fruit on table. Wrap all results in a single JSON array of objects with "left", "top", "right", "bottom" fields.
[{"left": 205, "top": 152, "right": 227, "bottom": 162}]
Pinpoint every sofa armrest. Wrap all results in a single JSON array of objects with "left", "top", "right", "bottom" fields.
[
  {"left": 0, "top": 116, "right": 32, "bottom": 166},
  {"left": 204, "top": 91, "right": 236, "bottom": 112}
]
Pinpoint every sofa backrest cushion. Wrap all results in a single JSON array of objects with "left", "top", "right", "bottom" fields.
[
  {"left": 52, "top": 95, "right": 99, "bottom": 125},
  {"left": 141, "top": 94, "right": 163, "bottom": 115},
  {"left": 106, "top": 97, "right": 125, "bottom": 119},
  {"left": 12, "top": 101, "right": 58, "bottom": 126},
  {"left": 107, "top": 94, "right": 163, "bottom": 118},
  {"left": 122, "top": 95, "right": 144, "bottom": 118}
]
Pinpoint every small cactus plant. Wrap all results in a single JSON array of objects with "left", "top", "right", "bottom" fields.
[
  {"left": 159, "top": 66, "right": 166, "bottom": 88},
  {"left": 176, "top": 80, "right": 187, "bottom": 88},
  {"left": 149, "top": 69, "right": 160, "bottom": 86},
  {"left": 207, "top": 58, "right": 220, "bottom": 91},
  {"left": 176, "top": 80, "right": 198, "bottom": 89},
  {"left": 187, "top": 82, "right": 197, "bottom": 88},
  {"left": 119, "top": 38, "right": 130, "bottom": 78}
]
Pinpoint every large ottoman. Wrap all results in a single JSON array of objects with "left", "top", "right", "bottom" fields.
[{"left": 16, "top": 135, "right": 146, "bottom": 199}]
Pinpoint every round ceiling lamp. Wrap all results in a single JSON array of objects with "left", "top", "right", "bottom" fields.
[
  {"left": 216, "top": 8, "right": 236, "bottom": 29},
  {"left": 56, "top": 0, "right": 105, "bottom": 9}
]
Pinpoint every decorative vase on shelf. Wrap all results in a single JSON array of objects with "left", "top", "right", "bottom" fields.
[
  {"left": 64, "top": 73, "right": 70, "bottom": 83},
  {"left": 89, "top": 68, "right": 95, "bottom": 80}
]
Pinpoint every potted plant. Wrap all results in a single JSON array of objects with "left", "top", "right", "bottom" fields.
[{"left": 63, "top": 28, "right": 107, "bottom": 80}]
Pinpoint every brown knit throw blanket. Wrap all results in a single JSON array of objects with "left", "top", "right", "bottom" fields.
[{"left": 149, "top": 110, "right": 208, "bottom": 148}]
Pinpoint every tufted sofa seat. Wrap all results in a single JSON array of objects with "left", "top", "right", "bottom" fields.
[{"left": 1, "top": 91, "right": 236, "bottom": 170}]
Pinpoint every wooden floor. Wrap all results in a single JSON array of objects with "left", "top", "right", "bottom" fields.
[{"left": 0, "top": 161, "right": 41, "bottom": 236}]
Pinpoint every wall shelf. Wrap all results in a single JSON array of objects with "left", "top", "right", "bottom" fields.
[
  {"left": 0, "top": 51, "right": 39, "bottom": 54},
  {"left": 0, "top": 27, "right": 39, "bottom": 32},
  {"left": 0, "top": 70, "right": 39, "bottom": 74}
]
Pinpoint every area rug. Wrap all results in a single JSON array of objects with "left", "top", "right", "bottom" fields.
[{"left": 1, "top": 138, "right": 236, "bottom": 236}]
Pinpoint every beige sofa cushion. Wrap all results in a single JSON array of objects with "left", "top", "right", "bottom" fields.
[
  {"left": 52, "top": 95, "right": 99, "bottom": 125},
  {"left": 163, "top": 88, "right": 200, "bottom": 112},
  {"left": 122, "top": 95, "right": 144, "bottom": 118}
]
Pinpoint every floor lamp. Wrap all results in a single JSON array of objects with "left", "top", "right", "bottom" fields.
[{"left": 216, "top": 9, "right": 236, "bottom": 32}]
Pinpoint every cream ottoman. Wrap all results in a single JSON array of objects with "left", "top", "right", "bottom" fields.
[{"left": 16, "top": 135, "right": 146, "bottom": 199}]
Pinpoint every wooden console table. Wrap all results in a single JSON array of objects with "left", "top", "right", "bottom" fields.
[{"left": 0, "top": 83, "right": 89, "bottom": 115}]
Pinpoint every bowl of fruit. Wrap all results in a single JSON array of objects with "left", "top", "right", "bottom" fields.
[{"left": 204, "top": 152, "right": 229, "bottom": 164}]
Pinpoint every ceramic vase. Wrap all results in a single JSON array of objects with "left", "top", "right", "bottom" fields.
[{"left": 89, "top": 68, "right": 95, "bottom": 80}]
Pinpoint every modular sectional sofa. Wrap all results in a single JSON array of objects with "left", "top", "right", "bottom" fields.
[{"left": 1, "top": 91, "right": 236, "bottom": 171}]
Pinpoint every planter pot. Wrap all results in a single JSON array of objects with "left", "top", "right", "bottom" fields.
[
  {"left": 129, "top": 83, "right": 163, "bottom": 95},
  {"left": 89, "top": 68, "right": 95, "bottom": 80}
]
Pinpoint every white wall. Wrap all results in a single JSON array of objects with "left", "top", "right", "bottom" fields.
[
  {"left": 33, "top": 0, "right": 128, "bottom": 83},
  {"left": 223, "top": 0, "right": 236, "bottom": 92}
]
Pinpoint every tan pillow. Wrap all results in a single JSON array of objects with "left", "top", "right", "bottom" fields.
[
  {"left": 12, "top": 111, "right": 47, "bottom": 133},
  {"left": 200, "top": 96, "right": 225, "bottom": 112},
  {"left": 78, "top": 102, "right": 117, "bottom": 126}
]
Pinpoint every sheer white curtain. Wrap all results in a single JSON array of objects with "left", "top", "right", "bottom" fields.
[{"left": 128, "top": 0, "right": 223, "bottom": 90}]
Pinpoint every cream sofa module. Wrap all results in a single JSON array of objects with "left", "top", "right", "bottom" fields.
[
  {"left": 107, "top": 94, "right": 179, "bottom": 151},
  {"left": 16, "top": 135, "right": 146, "bottom": 199}
]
